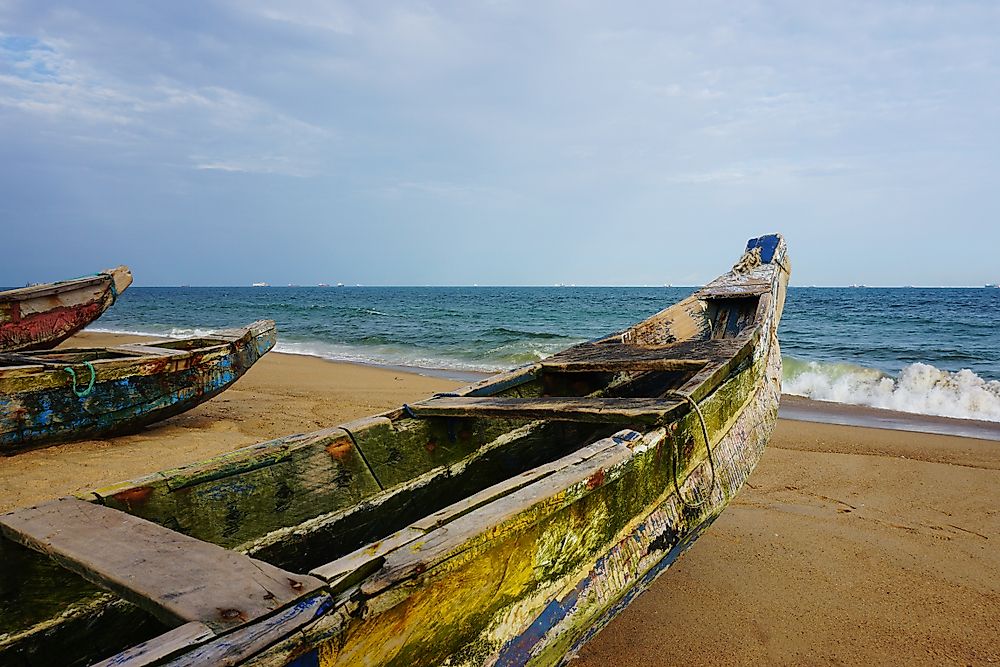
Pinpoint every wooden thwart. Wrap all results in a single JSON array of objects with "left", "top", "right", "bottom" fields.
[
  {"left": 540, "top": 337, "right": 745, "bottom": 374},
  {"left": 0, "top": 497, "right": 323, "bottom": 633},
  {"left": 407, "top": 396, "right": 683, "bottom": 424},
  {"left": 111, "top": 344, "right": 189, "bottom": 357}
]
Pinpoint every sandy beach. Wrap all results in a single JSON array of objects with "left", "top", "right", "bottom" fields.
[{"left": 1, "top": 332, "right": 998, "bottom": 665}]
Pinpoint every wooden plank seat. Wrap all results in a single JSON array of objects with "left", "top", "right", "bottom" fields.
[
  {"left": 539, "top": 337, "right": 746, "bottom": 373},
  {"left": 111, "top": 344, "right": 189, "bottom": 356},
  {"left": 405, "top": 396, "right": 684, "bottom": 424},
  {"left": 698, "top": 281, "right": 772, "bottom": 297},
  {"left": 0, "top": 497, "right": 323, "bottom": 633}
]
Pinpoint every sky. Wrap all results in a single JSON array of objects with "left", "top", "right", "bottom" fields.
[{"left": 1, "top": 1, "right": 998, "bottom": 287}]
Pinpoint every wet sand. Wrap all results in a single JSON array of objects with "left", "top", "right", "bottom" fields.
[{"left": 1, "top": 332, "right": 998, "bottom": 665}]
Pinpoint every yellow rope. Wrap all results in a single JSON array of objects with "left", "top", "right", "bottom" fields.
[{"left": 731, "top": 246, "right": 762, "bottom": 274}]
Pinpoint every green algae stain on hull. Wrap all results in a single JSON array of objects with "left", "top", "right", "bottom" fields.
[
  {"left": 1, "top": 236, "right": 789, "bottom": 667},
  {"left": 300, "top": 341, "right": 781, "bottom": 667}
]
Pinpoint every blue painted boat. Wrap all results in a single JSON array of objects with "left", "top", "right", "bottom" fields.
[
  {"left": 0, "top": 236, "right": 788, "bottom": 666},
  {"left": 0, "top": 320, "right": 276, "bottom": 453}
]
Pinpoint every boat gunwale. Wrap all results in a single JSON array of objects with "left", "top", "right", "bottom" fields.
[
  {"left": 0, "top": 266, "right": 133, "bottom": 301},
  {"left": 0, "top": 320, "right": 275, "bottom": 374}
]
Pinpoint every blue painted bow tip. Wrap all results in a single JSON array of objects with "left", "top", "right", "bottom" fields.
[{"left": 745, "top": 234, "right": 782, "bottom": 264}]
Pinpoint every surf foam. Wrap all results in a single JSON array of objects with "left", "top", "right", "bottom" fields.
[{"left": 783, "top": 357, "right": 1000, "bottom": 422}]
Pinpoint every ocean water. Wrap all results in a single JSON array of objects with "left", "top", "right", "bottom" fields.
[{"left": 88, "top": 286, "right": 1000, "bottom": 423}]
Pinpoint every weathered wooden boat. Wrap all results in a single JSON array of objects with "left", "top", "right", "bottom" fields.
[
  {"left": 0, "top": 320, "right": 277, "bottom": 453},
  {"left": 0, "top": 235, "right": 788, "bottom": 666},
  {"left": 0, "top": 267, "right": 133, "bottom": 353}
]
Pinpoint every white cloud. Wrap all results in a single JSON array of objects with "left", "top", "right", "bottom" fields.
[{"left": 0, "top": 30, "right": 332, "bottom": 176}]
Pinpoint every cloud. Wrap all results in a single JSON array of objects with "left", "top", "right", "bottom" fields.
[
  {"left": 0, "top": 1, "right": 998, "bottom": 285},
  {"left": 0, "top": 28, "right": 332, "bottom": 176}
]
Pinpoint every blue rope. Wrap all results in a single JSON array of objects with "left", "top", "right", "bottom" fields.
[
  {"left": 108, "top": 277, "right": 119, "bottom": 304},
  {"left": 65, "top": 361, "right": 96, "bottom": 398}
]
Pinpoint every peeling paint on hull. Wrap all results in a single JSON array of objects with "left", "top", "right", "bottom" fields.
[
  {"left": 0, "top": 321, "right": 276, "bottom": 452},
  {"left": 0, "top": 236, "right": 789, "bottom": 667},
  {"left": 0, "top": 267, "right": 133, "bottom": 352}
]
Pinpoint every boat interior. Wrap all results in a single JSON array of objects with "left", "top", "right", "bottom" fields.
[
  {"left": 0, "top": 286, "right": 772, "bottom": 665},
  {"left": 0, "top": 338, "right": 234, "bottom": 368}
]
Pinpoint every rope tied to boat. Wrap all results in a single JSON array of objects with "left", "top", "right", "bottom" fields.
[
  {"left": 662, "top": 391, "right": 717, "bottom": 509},
  {"left": 731, "top": 246, "right": 762, "bottom": 275},
  {"left": 108, "top": 276, "right": 119, "bottom": 304},
  {"left": 65, "top": 361, "right": 96, "bottom": 398}
]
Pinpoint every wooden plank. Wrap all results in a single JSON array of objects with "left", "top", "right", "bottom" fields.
[
  {"left": 678, "top": 329, "right": 759, "bottom": 403},
  {"left": 541, "top": 356, "right": 706, "bottom": 373},
  {"left": 110, "top": 345, "right": 189, "bottom": 357},
  {"left": 162, "top": 593, "right": 332, "bottom": 667},
  {"left": 308, "top": 433, "right": 632, "bottom": 587},
  {"left": 310, "top": 526, "right": 426, "bottom": 586},
  {"left": 0, "top": 497, "right": 323, "bottom": 632},
  {"left": 407, "top": 433, "right": 631, "bottom": 532},
  {"left": 91, "top": 621, "right": 214, "bottom": 667},
  {"left": 614, "top": 295, "right": 711, "bottom": 347},
  {"left": 95, "top": 427, "right": 383, "bottom": 549},
  {"left": 0, "top": 273, "right": 109, "bottom": 301},
  {"left": 361, "top": 440, "right": 638, "bottom": 595},
  {"left": 698, "top": 282, "right": 772, "bottom": 297},
  {"left": 544, "top": 338, "right": 741, "bottom": 370},
  {"left": 406, "top": 396, "right": 684, "bottom": 424}
]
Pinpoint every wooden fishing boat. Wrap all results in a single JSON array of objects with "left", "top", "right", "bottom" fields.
[
  {"left": 0, "top": 235, "right": 788, "bottom": 666},
  {"left": 0, "top": 320, "right": 277, "bottom": 453},
  {"left": 0, "top": 266, "right": 133, "bottom": 352}
]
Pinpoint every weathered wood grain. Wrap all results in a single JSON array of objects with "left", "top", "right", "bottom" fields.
[
  {"left": 94, "top": 426, "right": 383, "bottom": 548},
  {"left": 90, "top": 621, "right": 214, "bottom": 667},
  {"left": 541, "top": 337, "right": 747, "bottom": 376},
  {"left": 309, "top": 431, "right": 638, "bottom": 587},
  {"left": 342, "top": 412, "right": 540, "bottom": 489},
  {"left": 1, "top": 234, "right": 790, "bottom": 667},
  {"left": 162, "top": 593, "right": 332, "bottom": 667},
  {"left": 407, "top": 396, "right": 684, "bottom": 424},
  {"left": 359, "top": 439, "right": 639, "bottom": 596},
  {"left": 243, "top": 420, "right": 607, "bottom": 574},
  {"left": 110, "top": 344, "right": 189, "bottom": 357},
  {"left": 0, "top": 266, "right": 132, "bottom": 353},
  {"left": 0, "top": 320, "right": 276, "bottom": 452},
  {"left": 0, "top": 497, "right": 323, "bottom": 632}
]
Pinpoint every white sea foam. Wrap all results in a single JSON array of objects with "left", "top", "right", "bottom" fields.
[
  {"left": 783, "top": 358, "right": 1000, "bottom": 422},
  {"left": 272, "top": 340, "right": 509, "bottom": 373},
  {"left": 88, "top": 326, "right": 228, "bottom": 339},
  {"left": 88, "top": 326, "right": 1000, "bottom": 423}
]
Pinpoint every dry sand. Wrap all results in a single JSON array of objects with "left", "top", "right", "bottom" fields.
[
  {"left": 1, "top": 332, "right": 998, "bottom": 665},
  {"left": 0, "top": 332, "right": 457, "bottom": 511}
]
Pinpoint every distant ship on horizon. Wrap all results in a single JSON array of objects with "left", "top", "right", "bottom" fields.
[
  {"left": 987, "top": 283, "right": 999, "bottom": 288},
  {"left": 251, "top": 281, "right": 269, "bottom": 287}
]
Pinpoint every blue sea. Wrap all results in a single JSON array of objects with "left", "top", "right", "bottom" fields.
[{"left": 88, "top": 286, "right": 1000, "bottom": 423}]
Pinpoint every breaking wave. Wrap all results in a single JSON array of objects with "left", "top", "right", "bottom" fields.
[
  {"left": 86, "top": 326, "right": 1000, "bottom": 423},
  {"left": 88, "top": 325, "right": 223, "bottom": 339},
  {"left": 783, "top": 357, "right": 1000, "bottom": 422}
]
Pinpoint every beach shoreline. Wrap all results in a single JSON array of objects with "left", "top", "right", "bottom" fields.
[{"left": 1, "top": 331, "right": 997, "bottom": 665}]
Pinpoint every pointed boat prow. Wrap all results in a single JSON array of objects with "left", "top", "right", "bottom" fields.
[
  {"left": 104, "top": 265, "right": 134, "bottom": 298},
  {"left": 0, "top": 265, "right": 135, "bottom": 352}
]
